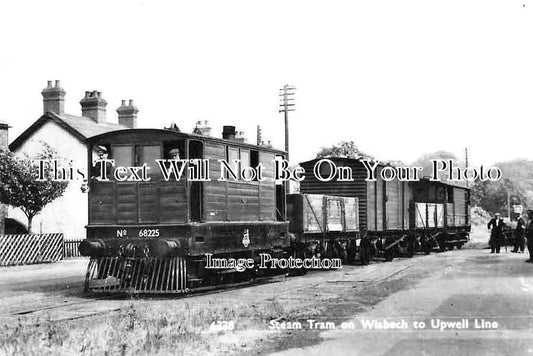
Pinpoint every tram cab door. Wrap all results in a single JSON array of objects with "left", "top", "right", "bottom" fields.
[{"left": 189, "top": 141, "right": 203, "bottom": 222}]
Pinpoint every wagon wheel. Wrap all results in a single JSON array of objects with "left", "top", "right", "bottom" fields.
[
  {"left": 413, "top": 236, "right": 421, "bottom": 253},
  {"left": 436, "top": 233, "right": 448, "bottom": 252},
  {"left": 384, "top": 248, "right": 394, "bottom": 262},
  {"left": 406, "top": 235, "right": 415, "bottom": 258},
  {"left": 346, "top": 239, "right": 357, "bottom": 263},
  {"left": 421, "top": 237, "right": 431, "bottom": 255},
  {"left": 328, "top": 240, "right": 348, "bottom": 261},
  {"left": 359, "top": 238, "right": 371, "bottom": 265},
  {"left": 383, "top": 237, "right": 395, "bottom": 262},
  {"left": 288, "top": 242, "right": 309, "bottom": 276},
  {"left": 438, "top": 241, "right": 447, "bottom": 252}
]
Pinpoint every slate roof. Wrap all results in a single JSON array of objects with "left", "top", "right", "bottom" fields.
[{"left": 9, "top": 112, "right": 127, "bottom": 151}]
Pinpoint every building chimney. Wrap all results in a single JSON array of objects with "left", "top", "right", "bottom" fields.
[
  {"left": 41, "top": 80, "right": 66, "bottom": 115},
  {"left": 116, "top": 99, "right": 139, "bottom": 128},
  {"left": 193, "top": 120, "right": 212, "bottom": 136},
  {"left": 222, "top": 125, "right": 236, "bottom": 140},
  {"left": 0, "top": 121, "right": 8, "bottom": 235},
  {"left": 235, "top": 131, "right": 246, "bottom": 143},
  {"left": 80, "top": 90, "right": 107, "bottom": 124}
]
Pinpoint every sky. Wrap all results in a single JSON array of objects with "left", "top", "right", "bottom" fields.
[{"left": 0, "top": 0, "right": 532, "bottom": 168}]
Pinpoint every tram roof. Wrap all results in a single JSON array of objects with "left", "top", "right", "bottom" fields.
[{"left": 86, "top": 128, "right": 286, "bottom": 155}]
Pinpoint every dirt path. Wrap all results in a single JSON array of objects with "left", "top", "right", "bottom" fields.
[{"left": 270, "top": 249, "right": 533, "bottom": 356}]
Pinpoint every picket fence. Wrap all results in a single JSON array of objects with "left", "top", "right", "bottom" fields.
[
  {"left": 63, "top": 239, "right": 84, "bottom": 258},
  {"left": 0, "top": 233, "right": 64, "bottom": 266}
]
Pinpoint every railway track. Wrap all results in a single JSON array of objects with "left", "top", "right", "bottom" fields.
[
  {"left": 0, "top": 254, "right": 426, "bottom": 326},
  {"left": 0, "top": 295, "right": 124, "bottom": 324},
  {"left": 0, "top": 275, "right": 284, "bottom": 325}
]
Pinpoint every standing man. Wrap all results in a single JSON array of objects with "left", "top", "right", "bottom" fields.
[
  {"left": 526, "top": 210, "right": 533, "bottom": 262},
  {"left": 91, "top": 145, "right": 112, "bottom": 181},
  {"left": 512, "top": 213, "right": 526, "bottom": 253},
  {"left": 488, "top": 213, "right": 506, "bottom": 253},
  {"left": 168, "top": 148, "right": 181, "bottom": 160}
]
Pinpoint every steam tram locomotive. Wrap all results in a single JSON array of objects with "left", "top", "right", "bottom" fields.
[
  {"left": 80, "top": 128, "right": 290, "bottom": 293},
  {"left": 79, "top": 129, "right": 470, "bottom": 293}
]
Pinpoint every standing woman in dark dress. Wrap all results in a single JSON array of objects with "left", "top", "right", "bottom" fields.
[
  {"left": 526, "top": 210, "right": 533, "bottom": 262},
  {"left": 513, "top": 214, "right": 526, "bottom": 253},
  {"left": 488, "top": 213, "right": 505, "bottom": 253}
]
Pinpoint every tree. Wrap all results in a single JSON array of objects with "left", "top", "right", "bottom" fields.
[
  {"left": 316, "top": 141, "right": 374, "bottom": 160},
  {"left": 0, "top": 145, "right": 68, "bottom": 233},
  {"left": 382, "top": 159, "right": 407, "bottom": 167},
  {"left": 411, "top": 151, "right": 459, "bottom": 179},
  {"left": 470, "top": 178, "right": 528, "bottom": 216}
]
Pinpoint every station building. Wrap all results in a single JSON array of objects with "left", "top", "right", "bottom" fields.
[{"left": 8, "top": 81, "right": 137, "bottom": 239}]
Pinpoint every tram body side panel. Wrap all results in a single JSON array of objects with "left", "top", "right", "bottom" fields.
[
  {"left": 89, "top": 180, "right": 189, "bottom": 226},
  {"left": 87, "top": 133, "right": 288, "bottom": 255}
]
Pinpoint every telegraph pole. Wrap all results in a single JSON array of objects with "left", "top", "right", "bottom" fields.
[
  {"left": 279, "top": 85, "right": 296, "bottom": 161},
  {"left": 464, "top": 147, "right": 469, "bottom": 188},
  {"left": 256, "top": 125, "right": 262, "bottom": 146}
]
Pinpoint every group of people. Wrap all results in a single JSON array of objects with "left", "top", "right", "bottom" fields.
[{"left": 487, "top": 210, "right": 533, "bottom": 262}]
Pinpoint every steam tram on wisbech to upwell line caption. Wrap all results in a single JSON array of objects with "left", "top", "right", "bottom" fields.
[{"left": 79, "top": 127, "right": 471, "bottom": 293}]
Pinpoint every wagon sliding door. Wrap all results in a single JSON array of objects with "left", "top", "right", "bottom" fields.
[
  {"left": 343, "top": 197, "right": 359, "bottom": 232},
  {"left": 325, "top": 196, "right": 343, "bottom": 232},
  {"left": 385, "top": 181, "right": 402, "bottom": 231},
  {"left": 414, "top": 203, "right": 427, "bottom": 229}
]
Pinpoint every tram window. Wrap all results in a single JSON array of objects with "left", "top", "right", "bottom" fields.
[
  {"left": 250, "top": 150, "right": 259, "bottom": 181},
  {"left": 141, "top": 145, "right": 161, "bottom": 175},
  {"left": 91, "top": 144, "right": 112, "bottom": 180},
  {"left": 93, "top": 144, "right": 111, "bottom": 160},
  {"left": 113, "top": 145, "right": 134, "bottom": 168},
  {"left": 189, "top": 140, "right": 203, "bottom": 159},
  {"left": 161, "top": 141, "right": 186, "bottom": 172},
  {"left": 226, "top": 146, "right": 240, "bottom": 180},
  {"left": 241, "top": 149, "right": 250, "bottom": 168},
  {"left": 163, "top": 141, "right": 185, "bottom": 159},
  {"left": 250, "top": 150, "right": 259, "bottom": 168}
]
